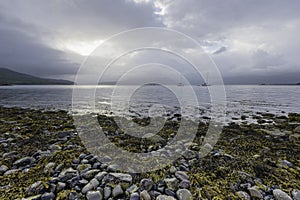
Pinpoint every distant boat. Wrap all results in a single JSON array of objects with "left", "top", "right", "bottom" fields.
[
  {"left": 202, "top": 73, "right": 210, "bottom": 86},
  {"left": 177, "top": 83, "right": 184, "bottom": 86}
]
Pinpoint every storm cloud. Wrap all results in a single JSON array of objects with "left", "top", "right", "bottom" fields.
[{"left": 0, "top": 0, "right": 299, "bottom": 84}]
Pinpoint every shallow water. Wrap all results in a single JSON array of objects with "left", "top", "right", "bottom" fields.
[{"left": 0, "top": 85, "right": 299, "bottom": 123}]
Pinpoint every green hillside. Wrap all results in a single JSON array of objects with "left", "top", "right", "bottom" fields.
[{"left": 0, "top": 68, "right": 73, "bottom": 85}]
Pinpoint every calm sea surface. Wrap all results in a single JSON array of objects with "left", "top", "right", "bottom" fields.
[{"left": 0, "top": 85, "right": 299, "bottom": 123}]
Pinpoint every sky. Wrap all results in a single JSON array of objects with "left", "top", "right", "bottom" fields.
[{"left": 0, "top": 0, "right": 299, "bottom": 84}]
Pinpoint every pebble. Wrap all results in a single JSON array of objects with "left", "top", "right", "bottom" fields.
[
  {"left": 294, "top": 126, "right": 300, "bottom": 133},
  {"left": 56, "top": 182, "right": 66, "bottom": 192},
  {"left": 164, "top": 178, "right": 178, "bottom": 191},
  {"left": 273, "top": 189, "right": 292, "bottom": 200},
  {"left": 130, "top": 192, "right": 140, "bottom": 200},
  {"left": 176, "top": 189, "right": 192, "bottom": 200},
  {"left": 44, "top": 162, "right": 56, "bottom": 174},
  {"left": 175, "top": 171, "right": 189, "bottom": 181},
  {"left": 248, "top": 187, "right": 263, "bottom": 199},
  {"left": 82, "top": 169, "right": 100, "bottom": 180},
  {"left": 292, "top": 190, "right": 300, "bottom": 200},
  {"left": 13, "top": 156, "right": 36, "bottom": 167},
  {"left": 140, "top": 190, "right": 151, "bottom": 200},
  {"left": 236, "top": 191, "right": 251, "bottom": 200},
  {"left": 179, "top": 180, "right": 190, "bottom": 189},
  {"left": 41, "top": 192, "right": 55, "bottom": 200},
  {"left": 3, "top": 169, "right": 19, "bottom": 176},
  {"left": 82, "top": 178, "right": 100, "bottom": 194},
  {"left": 156, "top": 195, "right": 176, "bottom": 200},
  {"left": 140, "top": 178, "right": 154, "bottom": 191},
  {"left": 27, "top": 181, "right": 45, "bottom": 195},
  {"left": 86, "top": 191, "right": 103, "bottom": 200},
  {"left": 112, "top": 184, "right": 123, "bottom": 197},
  {"left": 104, "top": 187, "right": 112, "bottom": 199},
  {"left": 110, "top": 173, "right": 132, "bottom": 182},
  {"left": 126, "top": 184, "right": 139, "bottom": 194},
  {"left": 95, "top": 171, "right": 108, "bottom": 181},
  {"left": 170, "top": 166, "right": 177, "bottom": 174},
  {"left": 0, "top": 165, "right": 8, "bottom": 175}
]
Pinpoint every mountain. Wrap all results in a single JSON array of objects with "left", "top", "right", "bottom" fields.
[{"left": 0, "top": 68, "right": 73, "bottom": 85}]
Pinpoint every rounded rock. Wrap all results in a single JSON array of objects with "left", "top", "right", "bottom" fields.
[
  {"left": 176, "top": 189, "right": 191, "bottom": 200},
  {"left": 273, "top": 189, "right": 292, "bottom": 200}
]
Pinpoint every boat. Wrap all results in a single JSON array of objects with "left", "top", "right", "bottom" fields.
[
  {"left": 177, "top": 83, "right": 184, "bottom": 86},
  {"left": 202, "top": 73, "right": 210, "bottom": 86}
]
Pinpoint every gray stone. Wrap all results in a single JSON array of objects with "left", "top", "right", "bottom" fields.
[
  {"left": 0, "top": 165, "right": 9, "bottom": 175},
  {"left": 104, "top": 187, "right": 111, "bottom": 199},
  {"left": 164, "top": 178, "right": 178, "bottom": 191},
  {"left": 175, "top": 171, "right": 189, "bottom": 181},
  {"left": 140, "top": 178, "right": 154, "bottom": 191},
  {"left": 76, "top": 164, "right": 91, "bottom": 172},
  {"left": 44, "top": 162, "right": 56, "bottom": 174},
  {"left": 170, "top": 166, "right": 177, "bottom": 174},
  {"left": 86, "top": 191, "right": 103, "bottom": 200},
  {"left": 273, "top": 189, "right": 292, "bottom": 200},
  {"left": 58, "top": 168, "right": 77, "bottom": 182},
  {"left": 248, "top": 187, "right": 263, "bottom": 199},
  {"left": 156, "top": 195, "right": 176, "bottom": 200},
  {"left": 110, "top": 173, "right": 132, "bottom": 182},
  {"left": 82, "top": 169, "right": 100, "bottom": 180},
  {"left": 292, "top": 189, "right": 300, "bottom": 200},
  {"left": 13, "top": 156, "right": 36, "bottom": 167},
  {"left": 294, "top": 126, "right": 300, "bottom": 133},
  {"left": 176, "top": 189, "right": 192, "bottom": 200},
  {"left": 95, "top": 171, "right": 108, "bottom": 181},
  {"left": 56, "top": 182, "right": 66, "bottom": 192},
  {"left": 41, "top": 192, "right": 55, "bottom": 200},
  {"left": 112, "top": 184, "right": 123, "bottom": 197},
  {"left": 130, "top": 192, "right": 140, "bottom": 200},
  {"left": 140, "top": 190, "right": 151, "bottom": 200},
  {"left": 236, "top": 191, "right": 250, "bottom": 200},
  {"left": 82, "top": 178, "right": 100, "bottom": 194},
  {"left": 49, "top": 144, "right": 61, "bottom": 152},
  {"left": 107, "top": 164, "right": 119, "bottom": 172},
  {"left": 126, "top": 184, "right": 139, "bottom": 195},
  {"left": 179, "top": 180, "right": 190, "bottom": 189},
  {"left": 27, "top": 181, "right": 45, "bottom": 195},
  {"left": 4, "top": 169, "right": 20, "bottom": 176}
]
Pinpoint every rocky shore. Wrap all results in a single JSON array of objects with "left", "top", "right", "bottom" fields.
[{"left": 0, "top": 106, "right": 299, "bottom": 200}]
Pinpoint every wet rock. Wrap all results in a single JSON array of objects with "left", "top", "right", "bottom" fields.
[
  {"left": 140, "top": 178, "right": 154, "bottom": 191},
  {"left": 248, "top": 187, "right": 263, "bottom": 199},
  {"left": 107, "top": 164, "right": 119, "bottom": 172},
  {"left": 130, "top": 192, "right": 140, "bottom": 200},
  {"left": 86, "top": 191, "right": 103, "bottom": 200},
  {"left": 0, "top": 165, "right": 8, "bottom": 175},
  {"left": 156, "top": 195, "right": 176, "bottom": 200},
  {"left": 41, "top": 192, "right": 55, "bottom": 200},
  {"left": 176, "top": 189, "right": 192, "bottom": 200},
  {"left": 175, "top": 171, "right": 189, "bottom": 181},
  {"left": 82, "top": 178, "right": 100, "bottom": 194},
  {"left": 76, "top": 164, "right": 91, "bottom": 172},
  {"left": 236, "top": 191, "right": 250, "bottom": 200},
  {"left": 48, "top": 144, "right": 61, "bottom": 152},
  {"left": 273, "top": 189, "right": 292, "bottom": 200},
  {"left": 112, "top": 184, "right": 123, "bottom": 197},
  {"left": 110, "top": 173, "right": 132, "bottom": 182},
  {"left": 140, "top": 190, "right": 151, "bottom": 200},
  {"left": 13, "top": 156, "right": 36, "bottom": 167},
  {"left": 82, "top": 169, "right": 100, "bottom": 180},
  {"left": 164, "top": 178, "right": 178, "bottom": 191}
]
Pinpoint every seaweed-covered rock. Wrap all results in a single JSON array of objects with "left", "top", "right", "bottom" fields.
[{"left": 13, "top": 156, "right": 36, "bottom": 167}]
